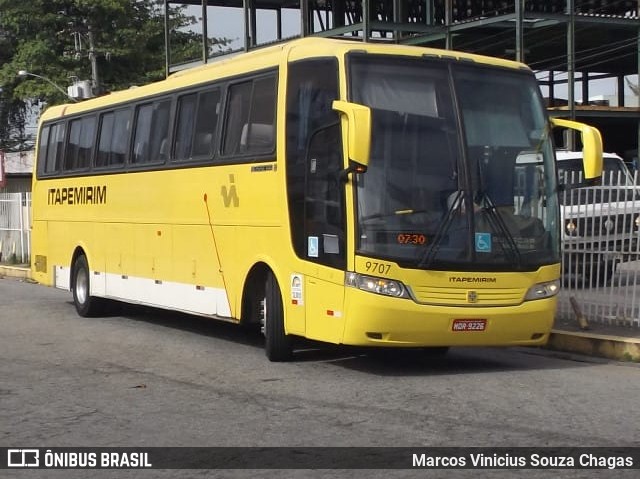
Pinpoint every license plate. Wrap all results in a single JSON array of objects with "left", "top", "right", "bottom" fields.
[{"left": 452, "top": 319, "right": 486, "bottom": 332}]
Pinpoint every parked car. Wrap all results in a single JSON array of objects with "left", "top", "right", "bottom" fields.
[
  {"left": 556, "top": 150, "right": 640, "bottom": 285},
  {"left": 515, "top": 150, "right": 640, "bottom": 285}
]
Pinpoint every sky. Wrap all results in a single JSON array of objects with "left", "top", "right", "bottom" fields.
[{"left": 185, "top": 5, "right": 301, "bottom": 51}]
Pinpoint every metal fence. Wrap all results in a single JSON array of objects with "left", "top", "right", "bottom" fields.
[
  {"left": 0, "top": 192, "right": 31, "bottom": 264},
  {"left": 556, "top": 170, "right": 640, "bottom": 328}
]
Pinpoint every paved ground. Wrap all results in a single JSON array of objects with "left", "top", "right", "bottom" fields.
[{"left": 1, "top": 276, "right": 639, "bottom": 478}]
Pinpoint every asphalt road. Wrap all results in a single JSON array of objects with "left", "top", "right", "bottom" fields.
[{"left": 1, "top": 277, "right": 639, "bottom": 479}]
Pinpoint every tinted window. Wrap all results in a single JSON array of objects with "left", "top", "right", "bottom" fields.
[
  {"left": 96, "top": 109, "right": 130, "bottom": 168},
  {"left": 37, "top": 125, "right": 50, "bottom": 175},
  {"left": 193, "top": 89, "right": 220, "bottom": 157},
  {"left": 286, "top": 59, "right": 343, "bottom": 268},
  {"left": 132, "top": 99, "right": 171, "bottom": 164},
  {"left": 174, "top": 94, "right": 197, "bottom": 160},
  {"left": 176, "top": 89, "right": 221, "bottom": 161},
  {"left": 111, "top": 109, "right": 131, "bottom": 166},
  {"left": 223, "top": 82, "right": 251, "bottom": 155},
  {"left": 222, "top": 75, "right": 276, "bottom": 156},
  {"left": 45, "top": 123, "right": 66, "bottom": 174},
  {"left": 96, "top": 112, "right": 115, "bottom": 167},
  {"left": 65, "top": 116, "right": 96, "bottom": 170}
]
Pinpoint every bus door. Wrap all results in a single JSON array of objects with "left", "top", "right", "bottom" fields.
[
  {"left": 302, "top": 122, "right": 347, "bottom": 342},
  {"left": 286, "top": 58, "right": 347, "bottom": 343}
]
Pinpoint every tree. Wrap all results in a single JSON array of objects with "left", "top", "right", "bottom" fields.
[{"left": 0, "top": 0, "right": 228, "bottom": 151}]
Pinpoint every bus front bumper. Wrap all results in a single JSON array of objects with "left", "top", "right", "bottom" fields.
[{"left": 341, "top": 288, "right": 556, "bottom": 347}]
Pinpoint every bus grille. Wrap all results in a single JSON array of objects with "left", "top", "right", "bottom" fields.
[{"left": 411, "top": 286, "right": 526, "bottom": 306}]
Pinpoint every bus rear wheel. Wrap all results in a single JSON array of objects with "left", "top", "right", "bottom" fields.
[
  {"left": 72, "top": 255, "right": 104, "bottom": 317},
  {"left": 263, "top": 272, "right": 293, "bottom": 362}
]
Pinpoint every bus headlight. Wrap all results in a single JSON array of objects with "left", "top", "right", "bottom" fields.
[
  {"left": 635, "top": 215, "right": 640, "bottom": 230},
  {"left": 345, "top": 272, "right": 409, "bottom": 298},
  {"left": 524, "top": 280, "right": 560, "bottom": 301},
  {"left": 565, "top": 220, "right": 577, "bottom": 235}
]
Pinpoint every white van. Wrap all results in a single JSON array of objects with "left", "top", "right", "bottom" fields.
[
  {"left": 516, "top": 150, "right": 640, "bottom": 284},
  {"left": 556, "top": 151, "right": 640, "bottom": 283}
]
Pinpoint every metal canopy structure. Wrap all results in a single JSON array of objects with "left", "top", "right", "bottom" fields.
[{"left": 166, "top": 1, "right": 640, "bottom": 159}]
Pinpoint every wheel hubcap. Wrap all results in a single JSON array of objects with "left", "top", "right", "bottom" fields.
[{"left": 76, "top": 268, "right": 88, "bottom": 305}]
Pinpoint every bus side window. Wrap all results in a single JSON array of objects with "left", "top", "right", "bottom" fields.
[
  {"left": 133, "top": 104, "right": 152, "bottom": 164},
  {"left": 112, "top": 109, "right": 131, "bottom": 166},
  {"left": 66, "top": 119, "right": 80, "bottom": 170},
  {"left": 44, "top": 122, "right": 66, "bottom": 174},
  {"left": 37, "top": 125, "right": 50, "bottom": 176},
  {"left": 150, "top": 100, "right": 171, "bottom": 163},
  {"left": 193, "top": 89, "right": 220, "bottom": 157},
  {"left": 223, "top": 82, "right": 251, "bottom": 156},
  {"left": 175, "top": 88, "right": 221, "bottom": 161},
  {"left": 65, "top": 116, "right": 96, "bottom": 171},
  {"left": 96, "top": 108, "right": 130, "bottom": 168},
  {"left": 244, "top": 76, "right": 276, "bottom": 155},
  {"left": 132, "top": 99, "right": 171, "bottom": 165},
  {"left": 174, "top": 93, "right": 198, "bottom": 160},
  {"left": 79, "top": 117, "right": 96, "bottom": 170},
  {"left": 97, "top": 112, "right": 115, "bottom": 167},
  {"left": 222, "top": 74, "right": 276, "bottom": 157}
]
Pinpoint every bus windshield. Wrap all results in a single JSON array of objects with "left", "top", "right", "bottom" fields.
[{"left": 349, "top": 55, "right": 559, "bottom": 271}]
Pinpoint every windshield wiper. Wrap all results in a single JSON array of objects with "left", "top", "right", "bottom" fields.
[
  {"left": 472, "top": 149, "right": 523, "bottom": 268},
  {"left": 475, "top": 191, "right": 523, "bottom": 268},
  {"left": 417, "top": 190, "right": 463, "bottom": 269}
]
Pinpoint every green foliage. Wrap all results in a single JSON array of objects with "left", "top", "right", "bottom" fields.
[{"left": 0, "top": 0, "right": 229, "bottom": 150}]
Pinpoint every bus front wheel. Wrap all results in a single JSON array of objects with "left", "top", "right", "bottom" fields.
[
  {"left": 263, "top": 272, "right": 293, "bottom": 362},
  {"left": 72, "top": 255, "right": 104, "bottom": 317}
]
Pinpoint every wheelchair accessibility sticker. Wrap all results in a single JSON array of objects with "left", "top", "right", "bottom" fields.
[
  {"left": 308, "top": 236, "right": 319, "bottom": 258},
  {"left": 475, "top": 232, "right": 492, "bottom": 253}
]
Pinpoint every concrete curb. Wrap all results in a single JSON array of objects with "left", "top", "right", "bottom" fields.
[
  {"left": 547, "top": 329, "right": 640, "bottom": 362},
  {"left": 0, "top": 265, "right": 30, "bottom": 280}
]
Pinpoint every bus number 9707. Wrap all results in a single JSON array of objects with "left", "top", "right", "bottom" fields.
[{"left": 364, "top": 261, "right": 391, "bottom": 275}]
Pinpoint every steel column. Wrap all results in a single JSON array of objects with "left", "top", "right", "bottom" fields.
[
  {"left": 201, "top": 0, "right": 208, "bottom": 63},
  {"left": 515, "top": 0, "right": 524, "bottom": 62},
  {"left": 567, "top": 0, "right": 576, "bottom": 149},
  {"left": 164, "top": 0, "right": 170, "bottom": 77}
]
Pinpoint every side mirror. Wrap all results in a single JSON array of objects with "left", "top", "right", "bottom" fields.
[
  {"left": 338, "top": 160, "right": 368, "bottom": 183},
  {"left": 332, "top": 100, "right": 371, "bottom": 172},
  {"left": 551, "top": 118, "right": 603, "bottom": 180}
]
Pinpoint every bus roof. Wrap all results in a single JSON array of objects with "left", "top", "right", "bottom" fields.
[{"left": 39, "top": 37, "right": 529, "bottom": 123}]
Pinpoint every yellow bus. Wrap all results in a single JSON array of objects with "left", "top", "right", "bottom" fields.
[{"left": 31, "top": 38, "right": 602, "bottom": 361}]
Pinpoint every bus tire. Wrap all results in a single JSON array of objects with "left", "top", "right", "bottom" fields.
[
  {"left": 264, "top": 272, "right": 293, "bottom": 362},
  {"left": 72, "top": 255, "right": 104, "bottom": 317}
]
